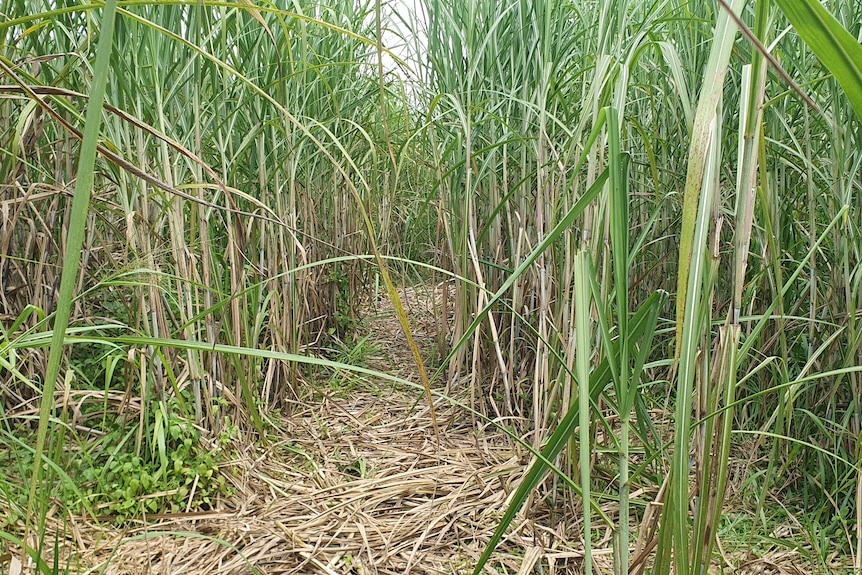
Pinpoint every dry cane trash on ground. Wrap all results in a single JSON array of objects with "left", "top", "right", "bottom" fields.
[
  {"left": 82, "top": 393, "right": 596, "bottom": 575},
  {"left": 6, "top": 284, "right": 588, "bottom": 575},
  {"left": 8, "top": 286, "right": 812, "bottom": 574}
]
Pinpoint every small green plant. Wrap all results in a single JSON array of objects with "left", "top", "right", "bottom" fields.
[
  {"left": 339, "top": 458, "right": 369, "bottom": 478},
  {"left": 48, "top": 393, "right": 234, "bottom": 522},
  {"left": 324, "top": 334, "right": 375, "bottom": 396},
  {"left": 328, "top": 264, "right": 357, "bottom": 338}
]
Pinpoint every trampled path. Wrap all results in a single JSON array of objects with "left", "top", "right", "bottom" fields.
[
  {"left": 72, "top": 285, "right": 590, "bottom": 574},
  {"left": 66, "top": 285, "right": 809, "bottom": 574}
]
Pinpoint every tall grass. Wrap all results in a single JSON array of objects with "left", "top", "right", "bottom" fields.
[
  {"left": 1, "top": 0, "right": 435, "bottom": 539},
  {"left": 1, "top": 0, "right": 862, "bottom": 572},
  {"left": 420, "top": 0, "right": 862, "bottom": 572}
]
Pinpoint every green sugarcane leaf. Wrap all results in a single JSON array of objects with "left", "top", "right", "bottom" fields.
[
  {"left": 472, "top": 290, "right": 666, "bottom": 574},
  {"left": 26, "top": 0, "right": 119, "bottom": 532},
  {"left": 775, "top": 0, "right": 862, "bottom": 122}
]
